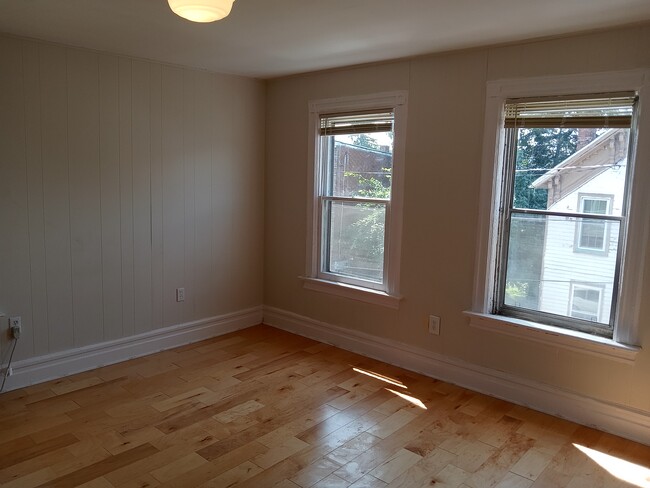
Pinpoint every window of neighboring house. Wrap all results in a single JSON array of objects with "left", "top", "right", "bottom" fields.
[
  {"left": 575, "top": 195, "right": 612, "bottom": 253},
  {"left": 304, "top": 92, "right": 407, "bottom": 308},
  {"left": 569, "top": 284, "right": 603, "bottom": 322}
]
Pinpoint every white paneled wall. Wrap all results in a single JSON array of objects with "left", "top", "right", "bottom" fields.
[{"left": 0, "top": 36, "right": 265, "bottom": 362}]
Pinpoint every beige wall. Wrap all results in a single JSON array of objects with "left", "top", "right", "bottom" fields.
[
  {"left": 265, "top": 24, "right": 650, "bottom": 412},
  {"left": 0, "top": 36, "right": 265, "bottom": 362}
]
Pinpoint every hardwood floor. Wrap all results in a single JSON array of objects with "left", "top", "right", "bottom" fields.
[{"left": 1, "top": 325, "right": 649, "bottom": 487}]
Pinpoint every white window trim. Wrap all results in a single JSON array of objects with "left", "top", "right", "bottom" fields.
[
  {"left": 304, "top": 91, "right": 407, "bottom": 307},
  {"left": 463, "top": 311, "right": 638, "bottom": 362},
  {"left": 300, "top": 277, "right": 402, "bottom": 309},
  {"left": 468, "top": 69, "right": 650, "bottom": 355}
]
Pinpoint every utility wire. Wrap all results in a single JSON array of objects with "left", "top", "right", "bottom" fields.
[{"left": 514, "top": 163, "right": 626, "bottom": 173}]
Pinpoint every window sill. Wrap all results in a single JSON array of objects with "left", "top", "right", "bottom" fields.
[
  {"left": 463, "top": 311, "right": 640, "bottom": 363},
  {"left": 301, "top": 277, "right": 402, "bottom": 309}
]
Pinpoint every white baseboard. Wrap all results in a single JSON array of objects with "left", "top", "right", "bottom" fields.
[
  {"left": 3, "top": 306, "right": 263, "bottom": 392},
  {"left": 263, "top": 306, "right": 650, "bottom": 446}
]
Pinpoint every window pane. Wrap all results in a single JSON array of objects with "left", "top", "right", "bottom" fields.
[
  {"left": 578, "top": 219, "right": 607, "bottom": 250},
  {"left": 571, "top": 287, "right": 601, "bottom": 321},
  {"left": 324, "top": 200, "right": 386, "bottom": 283},
  {"left": 322, "top": 132, "right": 393, "bottom": 199},
  {"left": 504, "top": 213, "right": 619, "bottom": 326},
  {"left": 511, "top": 128, "right": 629, "bottom": 214},
  {"left": 503, "top": 213, "right": 546, "bottom": 312},
  {"left": 582, "top": 199, "right": 608, "bottom": 214}
]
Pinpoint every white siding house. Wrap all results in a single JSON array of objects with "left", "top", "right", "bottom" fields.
[{"left": 532, "top": 129, "right": 628, "bottom": 324}]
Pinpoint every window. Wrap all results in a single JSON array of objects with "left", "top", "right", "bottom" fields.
[
  {"left": 468, "top": 71, "right": 650, "bottom": 353},
  {"left": 319, "top": 111, "right": 393, "bottom": 286},
  {"left": 575, "top": 195, "right": 612, "bottom": 253},
  {"left": 569, "top": 284, "right": 603, "bottom": 322},
  {"left": 496, "top": 94, "right": 635, "bottom": 337},
  {"left": 304, "top": 92, "right": 407, "bottom": 307}
]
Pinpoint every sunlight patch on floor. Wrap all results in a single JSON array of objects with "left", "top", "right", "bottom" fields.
[
  {"left": 386, "top": 388, "right": 427, "bottom": 409},
  {"left": 352, "top": 367, "right": 407, "bottom": 388},
  {"left": 574, "top": 443, "right": 650, "bottom": 488}
]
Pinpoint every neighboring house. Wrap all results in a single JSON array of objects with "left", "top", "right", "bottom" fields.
[
  {"left": 332, "top": 140, "right": 392, "bottom": 197},
  {"left": 531, "top": 129, "right": 629, "bottom": 324}
]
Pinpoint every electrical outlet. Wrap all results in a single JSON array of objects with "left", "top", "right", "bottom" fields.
[
  {"left": 176, "top": 288, "right": 185, "bottom": 302},
  {"left": 9, "top": 316, "right": 21, "bottom": 339},
  {"left": 428, "top": 315, "right": 440, "bottom": 335}
]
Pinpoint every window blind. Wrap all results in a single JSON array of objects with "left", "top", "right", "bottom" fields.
[
  {"left": 320, "top": 111, "right": 393, "bottom": 136},
  {"left": 504, "top": 93, "right": 637, "bottom": 128}
]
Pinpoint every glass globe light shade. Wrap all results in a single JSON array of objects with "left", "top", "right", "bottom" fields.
[{"left": 168, "top": 0, "right": 235, "bottom": 23}]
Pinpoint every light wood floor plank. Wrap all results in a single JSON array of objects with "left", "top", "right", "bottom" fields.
[{"left": 0, "top": 325, "right": 648, "bottom": 487}]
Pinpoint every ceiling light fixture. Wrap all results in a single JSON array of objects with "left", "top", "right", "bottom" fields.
[{"left": 168, "top": 0, "right": 235, "bottom": 23}]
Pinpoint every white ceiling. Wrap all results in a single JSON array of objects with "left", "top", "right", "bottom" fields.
[{"left": 1, "top": 0, "right": 649, "bottom": 79}]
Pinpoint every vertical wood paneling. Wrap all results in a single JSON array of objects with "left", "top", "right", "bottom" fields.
[
  {"left": 132, "top": 60, "right": 152, "bottom": 334},
  {"left": 0, "top": 37, "right": 33, "bottom": 360},
  {"left": 193, "top": 72, "right": 215, "bottom": 319},
  {"left": 150, "top": 63, "right": 164, "bottom": 330},
  {"left": 39, "top": 44, "right": 74, "bottom": 352},
  {"left": 0, "top": 35, "right": 265, "bottom": 364},
  {"left": 161, "top": 66, "right": 185, "bottom": 328},
  {"left": 22, "top": 40, "right": 49, "bottom": 357},
  {"left": 182, "top": 70, "right": 196, "bottom": 323},
  {"left": 118, "top": 58, "right": 135, "bottom": 338},
  {"left": 68, "top": 49, "right": 103, "bottom": 347},
  {"left": 0, "top": 39, "right": 9, "bottom": 355},
  {"left": 99, "top": 55, "right": 123, "bottom": 342}
]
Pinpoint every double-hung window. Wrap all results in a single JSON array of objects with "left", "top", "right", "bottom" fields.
[
  {"left": 496, "top": 94, "right": 636, "bottom": 337},
  {"left": 318, "top": 111, "right": 393, "bottom": 287},
  {"left": 469, "top": 71, "right": 650, "bottom": 354},
  {"left": 304, "top": 92, "right": 407, "bottom": 307}
]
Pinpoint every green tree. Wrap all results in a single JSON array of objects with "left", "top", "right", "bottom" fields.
[
  {"left": 513, "top": 128, "right": 577, "bottom": 209},
  {"left": 350, "top": 133, "right": 381, "bottom": 151},
  {"left": 346, "top": 167, "right": 391, "bottom": 199},
  {"left": 506, "top": 128, "right": 580, "bottom": 307},
  {"left": 344, "top": 168, "right": 391, "bottom": 261}
]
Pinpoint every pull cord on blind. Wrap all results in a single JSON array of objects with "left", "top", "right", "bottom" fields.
[
  {"left": 320, "top": 111, "right": 394, "bottom": 136},
  {"left": 504, "top": 92, "right": 637, "bottom": 128}
]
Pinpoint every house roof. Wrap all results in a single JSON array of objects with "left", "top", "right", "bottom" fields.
[
  {"left": 531, "top": 129, "right": 627, "bottom": 191},
  {"left": 0, "top": 1, "right": 649, "bottom": 78}
]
